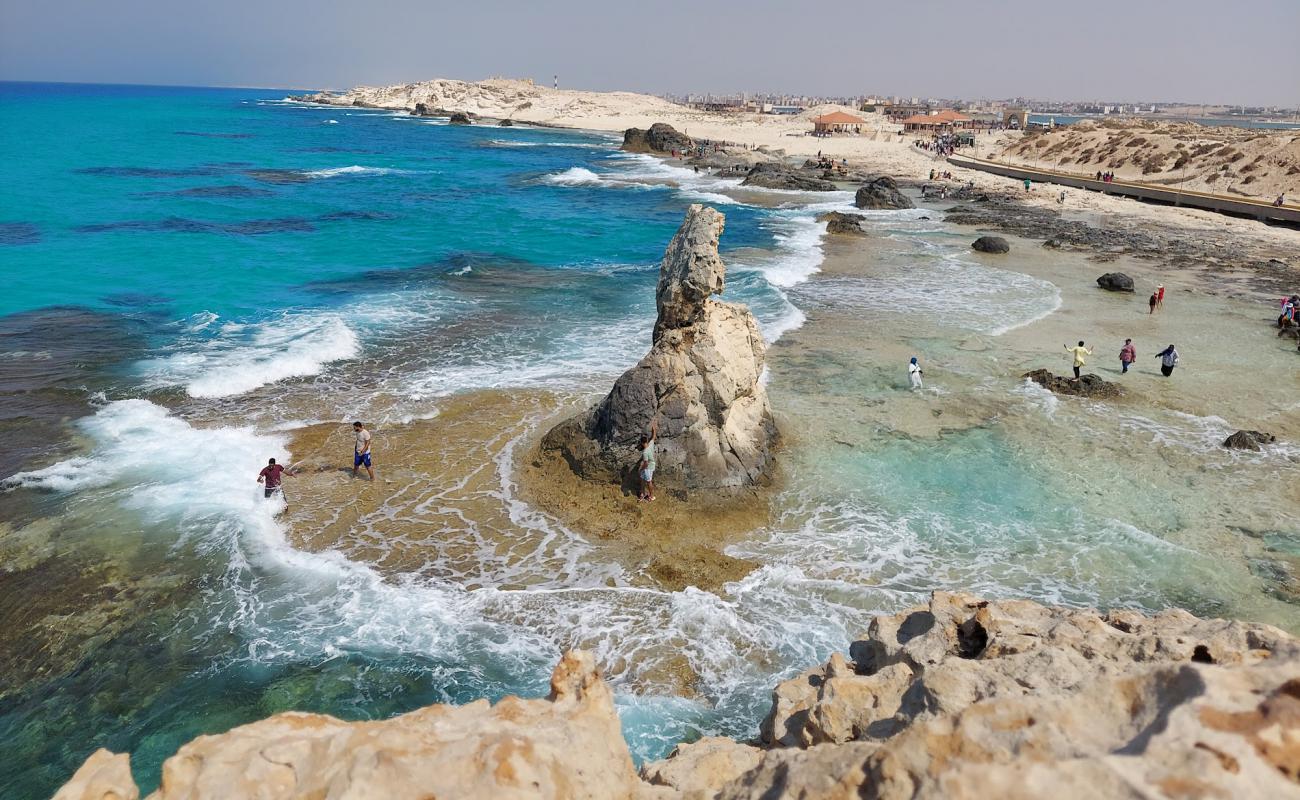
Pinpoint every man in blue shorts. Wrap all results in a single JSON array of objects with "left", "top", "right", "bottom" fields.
[{"left": 352, "top": 421, "right": 375, "bottom": 481}]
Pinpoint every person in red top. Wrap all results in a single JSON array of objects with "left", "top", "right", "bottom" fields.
[
  {"left": 1156, "top": 284, "right": 1165, "bottom": 310},
  {"left": 257, "top": 458, "right": 290, "bottom": 501}
]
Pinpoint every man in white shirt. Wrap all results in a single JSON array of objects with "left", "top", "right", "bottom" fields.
[{"left": 352, "top": 421, "right": 374, "bottom": 481}]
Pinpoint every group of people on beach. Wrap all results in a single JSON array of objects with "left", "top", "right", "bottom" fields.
[
  {"left": 255, "top": 421, "right": 375, "bottom": 505},
  {"left": 1095, "top": 171, "right": 1118, "bottom": 183},
  {"left": 1065, "top": 339, "right": 1179, "bottom": 379}
]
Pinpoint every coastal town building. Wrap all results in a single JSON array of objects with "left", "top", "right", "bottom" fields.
[
  {"left": 900, "top": 109, "right": 973, "bottom": 132},
  {"left": 811, "top": 111, "right": 866, "bottom": 134}
]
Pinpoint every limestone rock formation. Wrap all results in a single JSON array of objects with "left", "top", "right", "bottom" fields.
[
  {"left": 56, "top": 651, "right": 647, "bottom": 800},
  {"left": 649, "top": 591, "right": 1300, "bottom": 800},
  {"left": 449, "top": 111, "right": 472, "bottom": 125},
  {"left": 52, "top": 749, "right": 138, "bottom": 800},
  {"left": 498, "top": 118, "right": 514, "bottom": 127},
  {"left": 56, "top": 594, "right": 1300, "bottom": 800},
  {"left": 1224, "top": 429, "right": 1276, "bottom": 451},
  {"left": 972, "top": 235, "right": 1011, "bottom": 253},
  {"left": 541, "top": 205, "right": 776, "bottom": 490},
  {"left": 817, "top": 211, "right": 868, "bottom": 236},
  {"left": 1023, "top": 368, "right": 1123, "bottom": 399},
  {"left": 622, "top": 123, "right": 695, "bottom": 154},
  {"left": 741, "top": 162, "right": 837, "bottom": 192},
  {"left": 1096, "top": 272, "right": 1135, "bottom": 292},
  {"left": 853, "top": 176, "right": 913, "bottom": 210}
]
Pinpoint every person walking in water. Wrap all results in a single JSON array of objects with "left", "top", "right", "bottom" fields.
[
  {"left": 1023, "top": 178, "right": 1032, "bottom": 193},
  {"left": 1155, "top": 344, "right": 1179, "bottom": 377},
  {"left": 352, "top": 421, "right": 375, "bottom": 481},
  {"left": 637, "top": 420, "right": 658, "bottom": 502},
  {"left": 257, "top": 457, "right": 290, "bottom": 501},
  {"left": 908, "top": 356, "right": 924, "bottom": 389},
  {"left": 1156, "top": 284, "right": 1166, "bottom": 311},
  {"left": 1119, "top": 338, "right": 1136, "bottom": 374},
  {"left": 1148, "top": 292, "right": 1158, "bottom": 315},
  {"left": 1065, "top": 340, "right": 1093, "bottom": 380}
]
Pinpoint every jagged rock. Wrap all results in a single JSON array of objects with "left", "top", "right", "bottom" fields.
[
  {"left": 448, "top": 112, "right": 472, "bottom": 125},
  {"left": 541, "top": 205, "right": 776, "bottom": 490},
  {"left": 817, "top": 211, "right": 868, "bottom": 236},
  {"left": 57, "top": 595, "right": 1300, "bottom": 800},
  {"left": 1096, "top": 272, "right": 1135, "bottom": 292},
  {"left": 1023, "top": 369, "right": 1122, "bottom": 399},
  {"left": 1224, "top": 430, "right": 1276, "bottom": 451},
  {"left": 1043, "top": 237, "right": 1063, "bottom": 249},
  {"left": 741, "top": 162, "right": 837, "bottom": 192},
  {"left": 498, "top": 118, "right": 514, "bottom": 127},
  {"left": 854, "top": 176, "right": 913, "bottom": 209},
  {"left": 55, "top": 651, "right": 646, "bottom": 800},
  {"left": 972, "top": 235, "right": 1011, "bottom": 253},
  {"left": 731, "top": 591, "right": 1300, "bottom": 799},
  {"left": 411, "top": 102, "right": 436, "bottom": 116},
  {"left": 52, "top": 749, "right": 138, "bottom": 800},
  {"left": 622, "top": 123, "right": 694, "bottom": 154},
  {"left": 640, "top": 737, "right": 763, "bottom": 797}
]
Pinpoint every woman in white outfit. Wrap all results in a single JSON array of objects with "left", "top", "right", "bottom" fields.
[{"left": 908, "top": 356, "right": 923, "bottom": 389}]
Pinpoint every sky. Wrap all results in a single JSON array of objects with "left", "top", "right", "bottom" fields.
[{"left": 2, "top": 0, "right": 1297, "bottom": 106}]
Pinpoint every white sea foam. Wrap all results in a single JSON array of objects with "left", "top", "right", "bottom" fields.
[
  {"left": 305, "top": 165, "right": 410, "bottom": 178},
  {"left": 541, "top": 167, "right": 616, "bottom": 187},
  {"left": 138, "top": 313, "right": 361, "bottom": 398}
]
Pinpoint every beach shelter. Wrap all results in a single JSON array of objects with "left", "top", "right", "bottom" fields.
[{"left": 812, "top": 111, "right": 866, "bottom": 134}]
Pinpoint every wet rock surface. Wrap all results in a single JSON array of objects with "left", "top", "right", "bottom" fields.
[
  {"left": 622, "top": 123, "right": 695, "bottom": 154},
  {"left": 1096, "top": 272, "right": 1135, "bottom": 291},
  {"left": 741, "top": 162, "right": 837, "bottom": 192},
  {"left": 1023, "top": 368, "right": 1123, "bottom": 398},
  {"left": 972, "top": 235, "right": 1010, "bottom": 253},
  {"left": 817, "top": 211, "right": 869, "bottom": 236},
  {"left": 1224, "top": 430, "right": 1277, "bottom": 451},
  {"left": 854, "top": 175, "right": 913, "bottom": 209}
]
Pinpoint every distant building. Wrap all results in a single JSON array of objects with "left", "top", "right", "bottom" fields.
[
  {"left": 1002, "top": 108, "right": 1029, "bottom": 129},
  {"left": 900, "top": 109, "right": 972, "bottom": 132},
  {"left": 768, "top": 105, "right": 804, "bottom": 115},
  {"left": 812, "top": 111, "right": 867, "bottom": 134}
]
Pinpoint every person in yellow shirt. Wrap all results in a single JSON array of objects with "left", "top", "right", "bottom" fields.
[{"left": 1064, "top": 340, "right": 1093, "bottom": 380}]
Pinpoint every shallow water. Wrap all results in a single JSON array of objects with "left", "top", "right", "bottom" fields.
[{"left": 1, "top": 83, "right": 1297, "bottom": 799}]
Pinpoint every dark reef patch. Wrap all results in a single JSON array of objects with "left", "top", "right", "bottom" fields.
[
  {"left": 0, "top": 222, "right": 41, "bottom": 245},
  {"left": 174, "top": 131, "right": 253, "bottom": 139},
  {"left": 136, "top": 185, "right": 274, "bottom": 199}
]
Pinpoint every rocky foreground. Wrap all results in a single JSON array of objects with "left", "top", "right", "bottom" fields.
[{"left": 55, "top": 592, "right": 1300, "bottom": 799}]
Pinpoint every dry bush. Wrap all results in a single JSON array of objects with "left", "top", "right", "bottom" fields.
[
  {"left": 1205, "top": 172, "right": 1219, "bottom": 183},
  {"left": 1143, "top": 152, "right": 1171, "bottom": 174},
  {"left": 1128, "top": 137, "right": 1147, "bottom": 147},
  {"left": 1172, "top": 153, "right": 1190, "bottom": 170}
]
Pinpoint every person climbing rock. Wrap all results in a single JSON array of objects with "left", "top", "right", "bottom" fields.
[{"left": 638, "top": 420, "right": 657, "bottom": 502}]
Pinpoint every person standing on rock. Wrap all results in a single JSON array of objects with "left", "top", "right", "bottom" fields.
[
  {"left": 1064, "top": 341, "right": 1093, "bottom": 380},
  {"left": 1155, "top": 344, "right": 1179, "bottom": 377},
  {"left": 1119, "top": 339, "right": 1136, "bottom": 374},
  {"left": 908, "top": 357, "right": 924, "bottom": 389},
  {"left": 352, "top": 421, "right": 375, "bottom": 481},
  {"left": 638, "top": 420, "right": 657, "bottom": 502},
  {"left": 257, "top": 457, "right": 291, "bottom": 502}
]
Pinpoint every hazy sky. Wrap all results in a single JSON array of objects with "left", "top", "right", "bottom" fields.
[{"left": 2, "top": 0, "right": 1297, "bottom": 106}]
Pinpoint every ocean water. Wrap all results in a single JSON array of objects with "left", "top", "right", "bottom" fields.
[{"left": 2, "top": 83, "right": 1298, "bottom": 799}]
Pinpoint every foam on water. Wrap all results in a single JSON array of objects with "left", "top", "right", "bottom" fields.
[
  {"left": 138, "top": 313, "right": 361, "bottom": 398},
  {"left": 305, "top": 165, "right": 411, "bottom": 178}
]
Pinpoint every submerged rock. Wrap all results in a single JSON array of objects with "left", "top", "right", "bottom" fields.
[
  {"left": 817, "top": 211, "right": 868, "bottom": 236},
  {"left": 1224, "top": 429, "right": 1276, "bottom": 451},
  {"left": 854, "top": 175, "right": 913, "bottom": 209},
  {"left": 1096, "top": 272, "right": 1135, "bottom": 292},
  {"left": 541, "top": 204, "right": 777, "bottom": 491},
  {"left": 972, "top": 235, "right": 1011, "bottom": 253},
  {"left": 1023, "top": 368, "right": 1122, "bottom": 398},
  {"left": 741, "top": 162, "right": 836, "bottom": 192},
  {"left": 622, "top": 122, "right": 694, "bottom": 154}
]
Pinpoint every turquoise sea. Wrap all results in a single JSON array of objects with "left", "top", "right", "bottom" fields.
[{"left": 2, "top": 83, "right": 1297, "bottom": 799}]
